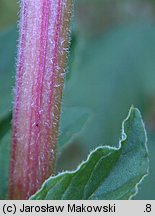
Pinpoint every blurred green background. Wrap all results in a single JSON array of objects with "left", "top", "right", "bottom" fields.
[{"left": 0, "top": 0, "right": 155, "bottom": 199}]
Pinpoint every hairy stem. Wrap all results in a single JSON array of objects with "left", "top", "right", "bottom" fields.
[{"left": 9, "top": 0, "right": 72, "bottom": 200}]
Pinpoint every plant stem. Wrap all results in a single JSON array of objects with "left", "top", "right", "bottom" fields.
[{"left": 9, "top": 0, "right": 72, "bottom": 200}]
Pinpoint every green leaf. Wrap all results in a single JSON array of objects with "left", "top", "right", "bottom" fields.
[
  {"left": 0, "top": 112, "right": 12, "bottom": 199},
  {"left": 31, "top": 107, "right": 149, "bottom": 200},
  {"left": 0, "top": 130, "right": 11, "bottom": 199},
  {"left": 0, "top": 112, "right": 12, "bottom": 140},
  {"left": 0, "top": 112, "right": 11, "bottom": 199},
  {"left": 0, "top": 27, "right": 17, "bottom": 199},
  {"left": 0, "top": 27, "right": 17, "bottom": 118}
]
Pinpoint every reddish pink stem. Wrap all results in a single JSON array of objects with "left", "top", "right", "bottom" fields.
[{"left": 9, "top": 0, "right": 72, "bottom": 200}]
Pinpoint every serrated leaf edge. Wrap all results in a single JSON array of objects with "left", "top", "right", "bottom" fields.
[{"left": 30, "top": 106, "right": 149, "bottom": 200}]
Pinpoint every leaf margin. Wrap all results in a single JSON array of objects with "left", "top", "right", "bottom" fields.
[{"left": 30, "top": 106, "right": 149, "bottom": 200}]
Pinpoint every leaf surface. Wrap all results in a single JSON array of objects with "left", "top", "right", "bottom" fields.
[{"left": 31, "top": 107, "right": 149, "bottom": 200}]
